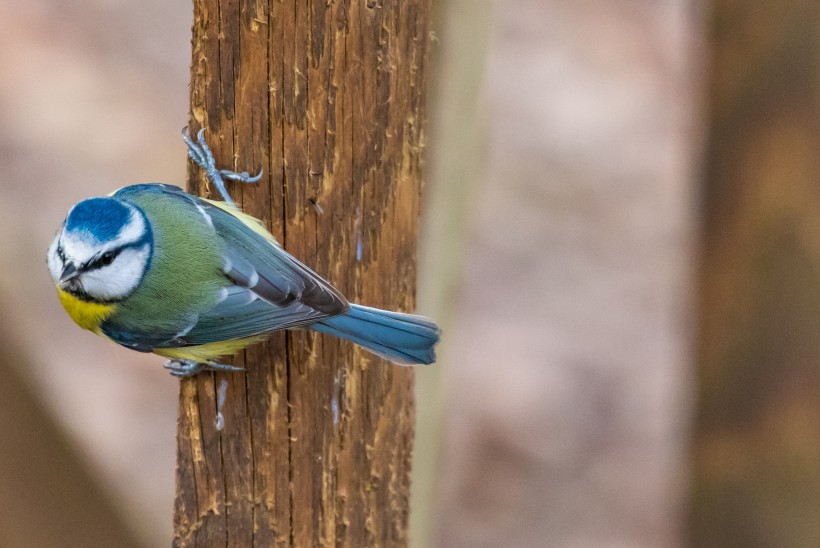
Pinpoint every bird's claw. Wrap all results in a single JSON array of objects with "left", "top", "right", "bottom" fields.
[
  {"left": 164, "top": 359, "right": 245, "bottom": 378},
  {"left": 164, "top": 359, "right": 204, "bottom": 377},
  {"left": 181, "top": 127, "right": 263, "bottom": 206},
  {"left": 220, "top": 169, "right": 263, "bottom": 184}
]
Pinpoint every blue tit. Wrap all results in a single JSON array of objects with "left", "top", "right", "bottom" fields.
[{"left": 47, "top": 129, "right": 440, "bottom": 377}]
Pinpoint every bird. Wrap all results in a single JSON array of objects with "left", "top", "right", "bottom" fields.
[{"left": 47, "top": 129, "right": 440, "bottom": 377}]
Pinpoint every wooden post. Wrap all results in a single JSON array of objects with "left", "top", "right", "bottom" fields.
[
  {"left": 691, "top": 1, "right": 820, "bottom": 546},
  {"left": 172, "top": 1, "right": 431, "bottom": 546}
]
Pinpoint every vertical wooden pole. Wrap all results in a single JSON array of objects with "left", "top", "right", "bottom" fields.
[
  {"left": 691, "top": 1, "right": 820, "bottom": 546},
  {"left": 173, "top": 1, "right": 431, "bottom": 546}
]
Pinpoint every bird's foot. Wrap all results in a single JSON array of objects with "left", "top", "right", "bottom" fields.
[
  {"left": 164, "top": 359, "right": 204, "bottom": 377},
  {"left": 164, "top": 359, "right": 245, "bottom": 378},
  {"left": 182, "top": 127, "right": 263, "bottom": 206}
]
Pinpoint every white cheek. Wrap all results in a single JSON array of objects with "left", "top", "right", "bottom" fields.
[
  {"left": 114, "top": 210, "right": 147, "bottom": 246},
  {"left": 80, "top": 246, "right": 150, "bottom": 301},
  {"left": 47, "top": 234, "right": 63, "bottom": 283},
  {"left": 61, "top": 232, "right": 98, "bottom": 265}
]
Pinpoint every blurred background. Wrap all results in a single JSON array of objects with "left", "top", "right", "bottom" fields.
[{"left": 1, "top": 0, "right": 818, "bottom": 547}]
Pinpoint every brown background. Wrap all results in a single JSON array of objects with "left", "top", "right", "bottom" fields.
[{"left": 1, "top": 0, "right": 817, "bottom": 547}]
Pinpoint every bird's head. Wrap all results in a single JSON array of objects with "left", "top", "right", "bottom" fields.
[{"left": 48, "top": 197, "right": 153, "bottom": 303}]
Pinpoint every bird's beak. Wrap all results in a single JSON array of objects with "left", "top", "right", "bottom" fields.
[{"left": 59, "top": 263, "right": 80, "bottom": 285}]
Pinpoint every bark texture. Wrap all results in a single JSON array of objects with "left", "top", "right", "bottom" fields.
[
  {"left": 691, "top": 1, "right": 820, "bottom": 546},
  {"left": 173, "top": 1, "right": 430, "bottom": 546}
]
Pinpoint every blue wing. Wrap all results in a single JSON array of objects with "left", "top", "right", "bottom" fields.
[{"left": 111, "top": 184, "right": 348, "bottom": 349}]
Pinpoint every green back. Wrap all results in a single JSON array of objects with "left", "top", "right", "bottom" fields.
[
  {"left": 100, "top": 183, "right": 347, "bottom": 352},
  {"left": 108, "top": 185, "right": 225, "bottom": 343}
]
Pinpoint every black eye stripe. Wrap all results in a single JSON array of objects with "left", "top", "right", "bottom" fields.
[{"left": 85, "top": 248, "right": 122, "bottom": 271}]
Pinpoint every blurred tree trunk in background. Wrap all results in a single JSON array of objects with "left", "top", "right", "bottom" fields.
[
  {"left": 173, "top": 1, "right": 431, "bottom": 546},
  {"left": 410, "top": 1, "right": 492, "bottom": 546},
  {"left": 691, "top": 2, "right": 820, "bottom": 546},
  {"left": 0, "top": 321, "right": 141, "bottom": 548}
]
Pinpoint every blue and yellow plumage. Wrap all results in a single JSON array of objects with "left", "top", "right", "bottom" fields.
[{"left": 47, "top": 129, "right": 440, "bottom": 376}]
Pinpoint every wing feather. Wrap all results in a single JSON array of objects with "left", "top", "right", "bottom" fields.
[
  {"left": 200, "top": 198, "right": 349, "bottom": 314},
  {"left": 109, "top": 184, "right": 348, "bottom": 351}
]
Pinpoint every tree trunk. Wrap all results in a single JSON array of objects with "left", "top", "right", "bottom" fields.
[
  {"left": 173, "top": 1, "right": 431, "bottom": 546},
  {"left": 690, "top": 1, "right": 820, "bottom": 546}
]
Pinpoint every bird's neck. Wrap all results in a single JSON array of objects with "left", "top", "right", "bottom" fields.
[{"left": 57, "top": 287, "right": 116, "bottom": 332}]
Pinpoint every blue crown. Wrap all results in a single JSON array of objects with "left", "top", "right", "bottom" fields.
[{"left": 66, "top": 198, "right": 133, "bottom": 241}]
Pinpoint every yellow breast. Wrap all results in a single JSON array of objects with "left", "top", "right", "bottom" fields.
[
  {"left": 153, "top": 336, "right": 264, "bottom": 362},
  {"left": 57, "top": 288, "right": 116, "bottom": 333}
]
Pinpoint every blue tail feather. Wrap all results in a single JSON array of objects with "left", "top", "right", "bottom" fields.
[{"left": 311, "top": 304, "right": 440, "bottom": 365}]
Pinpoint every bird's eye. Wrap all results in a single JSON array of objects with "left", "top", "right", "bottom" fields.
[{"left": 100, "top": 251, "right": 116, "bottom": 266}]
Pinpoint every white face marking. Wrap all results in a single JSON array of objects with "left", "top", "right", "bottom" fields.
[
  {"left": 47, "top": 203, "right": 152, "bottom": 302},
  {"left": 77, "top": 245, "right": 151, "bottom": 301},
  {"left": 47, "top": 233, "right": 64, "bottom": 284},
  {"left": 59, "top": 204, "right": 147, "bottom": 265}
]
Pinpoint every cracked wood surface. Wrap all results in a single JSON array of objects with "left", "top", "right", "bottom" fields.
[{"left": 173, "top": 1, "right": 430, "bottom": 546}]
